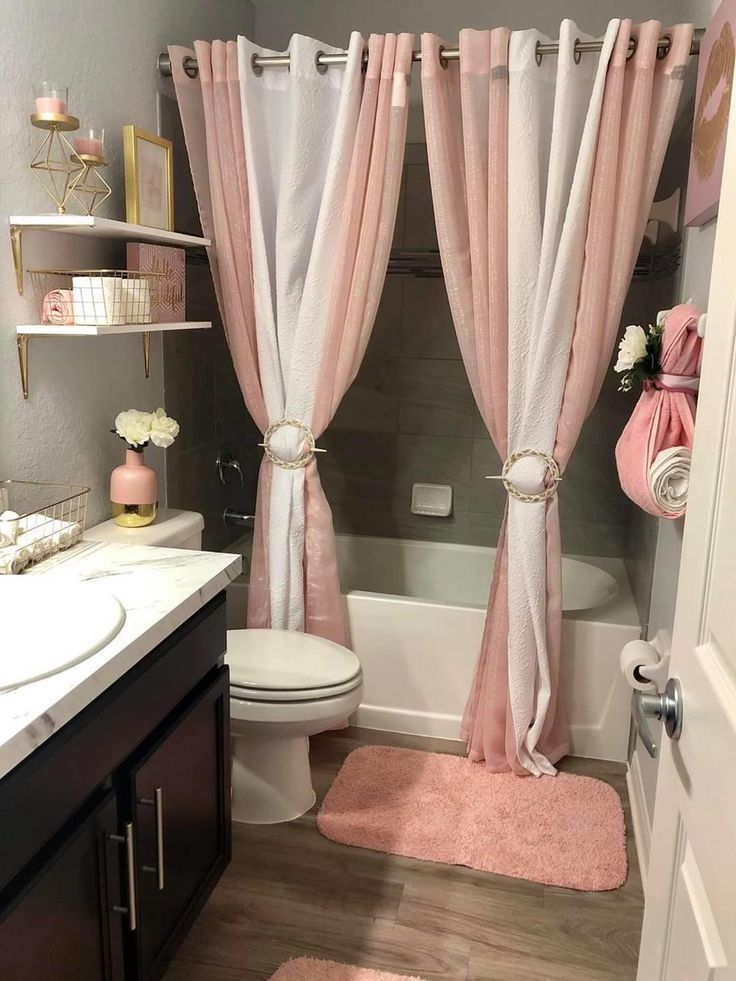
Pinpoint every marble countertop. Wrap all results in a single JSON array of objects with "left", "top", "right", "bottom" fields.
[{"left": 0, "top": 540, "right": 241, "bottom": 781}]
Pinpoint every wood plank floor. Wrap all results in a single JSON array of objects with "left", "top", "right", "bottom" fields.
[{"left": 165, "top": 728, "right": 644, "bottom": 981}]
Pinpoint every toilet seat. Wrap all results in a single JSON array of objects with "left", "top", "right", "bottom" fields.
[{"left": 226, "top": 628, "right": 362, "bottom": 702}]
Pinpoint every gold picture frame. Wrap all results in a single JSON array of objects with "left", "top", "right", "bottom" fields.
[{"left": 123, "top": 125, "right": 174, "bottom": 230}]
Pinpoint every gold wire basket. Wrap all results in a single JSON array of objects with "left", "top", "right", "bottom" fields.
[
  {"left": 29, "top": 269, "right": 163, "bottom": 327},
  {"left": 0, "top": 480, "right": 89, "bottom": 574}
]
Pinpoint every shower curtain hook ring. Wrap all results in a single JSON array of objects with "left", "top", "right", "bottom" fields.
[{"left": 657, "top": 34, "right": 672, "bottom": 59}]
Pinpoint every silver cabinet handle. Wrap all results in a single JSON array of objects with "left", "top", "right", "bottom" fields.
[
  {"left": 139, "top": 787, "right": 165, "bottom": 891},
  {"left": 632, "top": 678, "right": 683, "bottom": 758},
  {"left": 109, "top": 822, "right": 137, "bottom": 931}
]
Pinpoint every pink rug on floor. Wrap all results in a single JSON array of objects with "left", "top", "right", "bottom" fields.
[
  {"left": 317, "top": 746, "right": 627, "bottom": 891},
  {"left": 269, "top": 958, "right": 424, "bottom": 980}
]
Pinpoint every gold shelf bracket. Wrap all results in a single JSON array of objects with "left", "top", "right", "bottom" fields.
[
  {"left": 17, "top": 334, "right": 30, "bottom": 399},
  {"left": 10, "top": 225, "right": 24, "bottom": 294},
  {"left": 142, "top": 331, "right": 151, "bottom": 378}
]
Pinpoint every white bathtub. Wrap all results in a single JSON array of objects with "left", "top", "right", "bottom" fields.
[{"left": 226, "top": 533, "right": 641, "bottom": 762}]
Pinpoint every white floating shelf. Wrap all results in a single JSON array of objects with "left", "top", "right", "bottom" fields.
[
  {"left": 17, "top": 321, "right": 211, "bottom": 338},
  {"left": 8, "top": 214, "right": 210, "bottom": 248},
  {"left": 15, "top": 322, "right": 211, "bottom": 399}
]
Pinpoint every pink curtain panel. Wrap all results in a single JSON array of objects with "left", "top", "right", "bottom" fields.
[
  {"left": 171, "top": 36, "right": 412, "bottom": 643},
  {"left": 616, "top": 303, "right": 703, "bottom": 518},
  {"left": 422, "top": 20, "right": 693, "bottom": 774}
]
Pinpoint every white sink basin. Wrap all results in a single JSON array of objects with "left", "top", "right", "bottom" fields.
[{"left": 0, "top": 579, "right": 125, "bottom": 691}]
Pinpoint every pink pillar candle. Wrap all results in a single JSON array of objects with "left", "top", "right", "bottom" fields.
[
  {"left": 74, "top": 136, "right": 104, "bottom": 156},
  {"left": 35, "top": 96, "right": 68, "bottom": 115}
]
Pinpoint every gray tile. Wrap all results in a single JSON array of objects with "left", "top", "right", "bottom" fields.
[
  {"left": 559, "top": 520, "right": 628, "bottom": 558},
  {"left": 404, "top": 163, "right": 437, "bottom": 249},
  {"left": 396, "top": 433, "right": 472, "bottom": 489},
  {"left": 331, "top": 374, "right": 399, "bottom": 434},
  {"left": 469, "top": 438, "right": 506, "bottom": 519},
  {"left": 398, "top": 358, "right": 475, "bottom": 437},
  {"left": 560, "top": 442, "right": 630, "bottom": 527},
  {"left": 401, "top": 278, "right": 461, "bottom": 360},
  {"left": 166, "top": 441, "right": 229, "bottom": 551},
  {"left": 319, "top": 430, "right": 398, "bottom": 509},
  {"left": 364, "top": 277, "right": 403, "bottom": 366}
]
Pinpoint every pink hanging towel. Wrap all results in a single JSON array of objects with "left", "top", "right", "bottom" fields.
[{"left": 615, "top": 303, "right": 703, "bottom": 519}]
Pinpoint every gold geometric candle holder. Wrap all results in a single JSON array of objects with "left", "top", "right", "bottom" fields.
[
  {"left": 68, "top": 129, "right": 111, "bottom": 215},
  {"left": 29, "top": 111, "right": 83, "bottom": 214}
]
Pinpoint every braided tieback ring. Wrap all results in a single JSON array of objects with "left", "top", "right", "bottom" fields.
[
  {"left": 486, "top": 447, "right": 562, "bottom": 503},
  {"left": 259, "top": 417, "right": 326, "bottom": 470}
]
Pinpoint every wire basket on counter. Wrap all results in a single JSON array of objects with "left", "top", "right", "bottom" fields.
[
  {"left": 29, "top": 269, "right": 163, "bottom": 327},
  {"left": 0, "top": 480, "right": 89, "bottom": 575}
]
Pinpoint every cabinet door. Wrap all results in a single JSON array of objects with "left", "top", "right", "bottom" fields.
[
  {"left": 129, "top": 667, "right": 230, "bottom": 980},
  {"left": 0, "top": 790, "right": 125, "bottom": 981}
]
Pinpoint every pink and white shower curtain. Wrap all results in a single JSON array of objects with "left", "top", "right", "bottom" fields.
[
  {"left": 422, "top": 19, "right": 693, "bottom": 774},
  {"left": 172, "top": 33, "right": 412, "bottom": 643}
]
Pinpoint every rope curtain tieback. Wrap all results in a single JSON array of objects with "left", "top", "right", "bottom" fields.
[
  {"left": 258, "top": 417, "right": 327, "bottom": 470},
  {"left": 486, "top": 448, "right": 562, "bottom": 503}
]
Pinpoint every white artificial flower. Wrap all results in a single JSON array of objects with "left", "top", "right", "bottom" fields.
[
  {"left": 614, "top": 324, "right": 648, "bottom": 373},
  {"left": 148, "top": 408, "right": 180, "bottom": 449},
  {"left": 115, "top": 409, "right": 153, "bottom": 447}
]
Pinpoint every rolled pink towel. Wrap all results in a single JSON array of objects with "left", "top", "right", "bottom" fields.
[{"left": 41, "top": 288, "right": 74, "bottom": 325}]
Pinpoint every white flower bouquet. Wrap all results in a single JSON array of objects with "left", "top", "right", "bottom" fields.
[
  {"left": 614, "top": 319, "right": 664, "bottom": 392},
  {"left": 112, "top": 408, "right": 180, "bottom": 451}
]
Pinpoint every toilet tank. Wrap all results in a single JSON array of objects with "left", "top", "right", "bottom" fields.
[{"left": 86, "top": 508, "right": 204, "bottom": 550}]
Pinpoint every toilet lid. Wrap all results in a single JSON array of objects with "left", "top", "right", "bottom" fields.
[{"left": 226, "top": 629, "right": 361, "bottom": 692}]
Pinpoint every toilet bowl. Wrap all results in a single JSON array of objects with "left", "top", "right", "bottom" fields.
[{"left": 227, "top": 628, "right": 363, "bottom": 824}]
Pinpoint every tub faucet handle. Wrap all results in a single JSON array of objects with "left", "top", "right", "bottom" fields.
[{"left": 216, "top": 449, "right": 244, "bottom": 486}]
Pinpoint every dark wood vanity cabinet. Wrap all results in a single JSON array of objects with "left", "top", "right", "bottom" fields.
[{"left": 0, "top": 593, "right": 231, "bottom": 981}]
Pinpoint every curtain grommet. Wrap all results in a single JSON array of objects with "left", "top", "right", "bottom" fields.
[
  {"left": 535, "top": 40, "right": 543, "bottom": 66},
  {"left": 182, "top": 55, "right": 199, "bottom": 79},
  {"left": 485, "top": 448, "right": 562, "bottom": 503},
  {"left": 259, "top": 418, "right": 326, "bottom": 470},
  {"left": 573, "top": 38, "right": 582, "bottom": 64},
  {"left": 315, "top": 50, "right": 328, "bottom": 74},
  {"left": 627, "top": 35, "right": 638, "bottom": 61},
  {"left": 251, "top": 52, "right": 264, "bottom": 77},
  {"left": 438, "top": 45, "right": 450, "bottom": 69},
  {"left": 657, "top": 34, "right": 672, "bottom": 59}
]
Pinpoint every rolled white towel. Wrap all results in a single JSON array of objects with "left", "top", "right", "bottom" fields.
[
  {"left": 16, "top": 514, "right": 83, "bottom": 559},
  {"left": 0, "top": 545, "right": 31, "bottom": 575},
  {"left": 0, "top": 509, "right": 19, "bottom": 544},
  {"left": 650, "top": 446, "right": 691, "bottom": 518}
]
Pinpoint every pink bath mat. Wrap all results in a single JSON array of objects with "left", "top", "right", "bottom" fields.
[
  {"left": 318, "top": 746, "right": 627, "bottom": 891},
  {"left": 269, "top": 958, "right": 424, "bottom": 980}
]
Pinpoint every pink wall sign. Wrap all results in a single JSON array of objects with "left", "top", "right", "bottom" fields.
[{"left": 685, "top": 0, "right": 736, "bottom": 226}]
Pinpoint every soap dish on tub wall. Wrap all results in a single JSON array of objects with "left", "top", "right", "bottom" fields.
[
  {"left": 410, "top": 482, "right": 454, "bottom": 517},
  {"left": 0, "top": 480, "right": 89, "bottom": 575}
]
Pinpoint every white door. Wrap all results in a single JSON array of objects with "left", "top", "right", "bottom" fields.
[{"left": 636, "top": 91, "right": 736, "bottom": 981}]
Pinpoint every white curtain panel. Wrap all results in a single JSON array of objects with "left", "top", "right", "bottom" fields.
[
  {"left": 238, "top": 33, "right": 364, "bottom": 630},
  {"left": 506, "top": 19, "right": 619, "bottom": 775}
]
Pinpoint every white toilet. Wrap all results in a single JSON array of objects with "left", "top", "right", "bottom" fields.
[
  {"left": 227, "top": 629, "right": 362, "bottom": 824},
  {"left": 86, "top": 509, "right": 363, "bottom": 825}
]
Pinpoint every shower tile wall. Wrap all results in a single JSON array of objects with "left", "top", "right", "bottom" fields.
[{"left": 321, "top": 143, "right": 639, "bottom": 556}]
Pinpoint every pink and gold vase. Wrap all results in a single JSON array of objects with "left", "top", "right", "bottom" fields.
[{"left": 110, "top": 449, "right": 158, "bottom": 527}]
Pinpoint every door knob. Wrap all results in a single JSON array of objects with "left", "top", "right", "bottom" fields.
[{"left": 632, "top": 678, "right": 683, "bottom": 758}]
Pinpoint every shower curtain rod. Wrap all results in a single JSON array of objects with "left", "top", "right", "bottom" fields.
[{"left": 158, "top": 27, "right": 703, "bottom": 78}]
